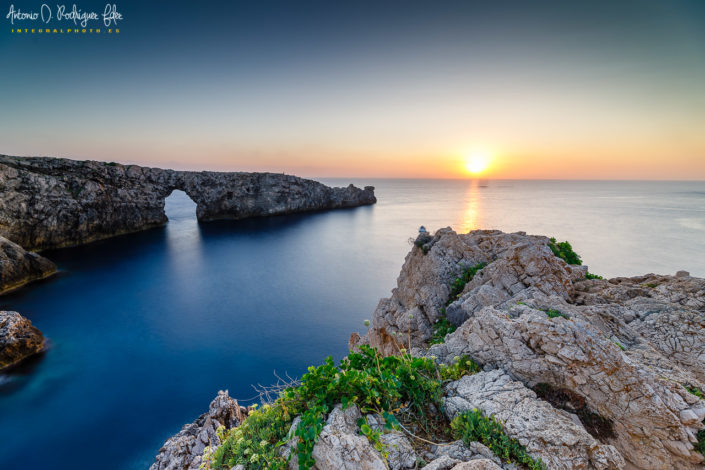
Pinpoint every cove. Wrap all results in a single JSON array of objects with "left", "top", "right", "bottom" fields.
[{"left": 0, "top": 191, "right": 387, "bottom": 469}]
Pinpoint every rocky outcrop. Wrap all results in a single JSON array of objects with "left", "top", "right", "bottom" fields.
[
  {"left": 0, "top": 236, "right": 56, "bottom": 294},
  {"left": 282, "top": 405, "right": 395, "bottom": 470},
  {"left": 444, "top": 370, "right": 624, "bottom": 469},
  {"left": 0, "top": 311, "right": 46, "bottom": 370},
  {"left": 0, "top": 155, "right": 376, "bottom": 250},
  {"left": 352, "top": 228, "right": 705, "bottom": 470},
  {"left": 150, "top": 390, "right": 248, "bottom": 470}
]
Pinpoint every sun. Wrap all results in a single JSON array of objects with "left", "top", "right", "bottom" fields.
[{"left": 464, "top": 152, "right": 491, "bottom": 175}]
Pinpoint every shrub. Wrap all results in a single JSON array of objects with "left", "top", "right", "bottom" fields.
[
  {"left": 448, "top": 262, "right": 487, "bottom": 305},
  {"left": 439, "top": 355, "right": 481, "bottom": 381},
  {"left": 585, "top": 272, "right": 603, "bottom": 280},
  {"left": 548, "top": 237, "right": 582, "bottom": 265},
  {"left": 451, "top": 409, "right": 545, "bottom": 470},
  {"left": 544, "top": 308, "right": 569, "bottom": 320},
  {"left": 210, "top": 346, "right": 451, "bottom": 470},
  {"left": 697, "top": 426, "right": 705, "bottom": 458},
  {"left": 430, "top": 314, "right": 456, "bottom": 345},
  {"left": 687, "top": 386, "right": 704, "bottom": 399}
]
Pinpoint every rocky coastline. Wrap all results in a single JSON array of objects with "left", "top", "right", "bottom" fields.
[
  {"left": 153, "top": 228, "right": 705, "bottom": 470},
  {"left": 0, "top": 155, "right": 376, "bottom": 251}
]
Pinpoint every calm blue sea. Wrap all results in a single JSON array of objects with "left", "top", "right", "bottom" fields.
[{"left": 1, "top": 179, "right": 704, "bottom": 469}]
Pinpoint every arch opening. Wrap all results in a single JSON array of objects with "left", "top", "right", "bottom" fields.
[{"left": 164, "top": 190, "right": 197, "bottom": 222}]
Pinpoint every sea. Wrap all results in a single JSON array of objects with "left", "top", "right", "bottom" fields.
[{"left": 1, "top": 179, "right": 703, "bottom": 469}]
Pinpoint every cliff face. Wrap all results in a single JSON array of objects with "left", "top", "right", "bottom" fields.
[{"left": 0, "top": 155, "right": 376, "bottom": 250}]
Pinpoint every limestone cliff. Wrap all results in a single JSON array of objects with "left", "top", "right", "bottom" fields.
[{"left": 0, "top": 155, "right": 376, "bottom": 250}]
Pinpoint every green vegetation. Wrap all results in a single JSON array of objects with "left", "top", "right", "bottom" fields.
[
  {"left": 686, "top": 386, "right": 704, "bottom": 399},
  {"left": 451, "top": 409, "right": 545, "bottom": 470},
  {"left": 105, "top": 161, "right": 118, "bottom": 166},
  {"left": 548, "top": 237, "right": 582, "bottom": 265},
  {"left": 208, "top": 346, "right": 483, "bottom": 470},
  {"left": 544, "top": 308, "right": 569, "bottom": 320},
  {"left": 585, "top": 272, "right": 603, "bottom": 280},
  {"left": 430, "top": 311, "right": 456, "bottom": 345},
  {"left": 414, "top": 234, "right": 434, "bottom": 254},
  {"left": 613, "top": 340, "right": 626, "bottom": 351},
  {"left": 429, "top": 262, "right": 488, "bottom": 345},
  {"left": 439, "top": 355, "right": 481, "bottom": 381},
  {"left": 448, "top": 262, "right": 487, "bottom": 305},
  {"left": 645, "top": 283, "right": 658, "bottom": 288},
  {"left": 697, "top": 425, "right": 705, "bottom": 458}
]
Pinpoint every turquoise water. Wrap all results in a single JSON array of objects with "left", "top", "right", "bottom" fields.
[{"left": 1, "top": 179, "right": 703, "bottom": 469}]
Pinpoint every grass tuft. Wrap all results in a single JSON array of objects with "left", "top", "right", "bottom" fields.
[{"left": 451, "top": 409, "right": 545, "bottom": 470}]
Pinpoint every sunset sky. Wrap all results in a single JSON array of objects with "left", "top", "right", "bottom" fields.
[{"left": 1, "top": 0, "right": 704, "bottom": 179}]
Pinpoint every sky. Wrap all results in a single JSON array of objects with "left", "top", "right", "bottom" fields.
[{"left": 1, "top": 0, "right": 704, "bottom": 179}]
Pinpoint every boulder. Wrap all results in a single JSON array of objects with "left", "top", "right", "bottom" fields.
[{"left": 0, "top": 311, "right": 45, "bottom": 370}]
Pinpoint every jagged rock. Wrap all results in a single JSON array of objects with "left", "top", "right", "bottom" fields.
[
  {"left": 451, "top": 461, "right": 503, "bottom": 470},
  {"left": 380, "top": 432, "right": 416, "bottom": 469},
  {"left": 282, "top": 405, "right": 415, "bottom": 470},
  {"left": 351, "top": 229, "right": 586, "bottom": 356},
  {"left": 444, "top": 370, "right": 624, "bottom": 470},
  {"left": 0, "top": 311, "right": 46, "bottom": 370},
  {"left": 0, "top": 155, "right": 376, "bottom": 250},
  {"left": 426, "top": 440, "right": 502, "bottom": 467},
  {"left": 423, "top": 455, "right": 462, "bottom": 470},
  {"left": 354, "top": 228, "right": 705, "bottom": 470},
  {"left": 150, "top": 390, "right": 247, "bottom": 470},
  {"left": 0, "top": 236, "right": 56, "bottom": 294}
]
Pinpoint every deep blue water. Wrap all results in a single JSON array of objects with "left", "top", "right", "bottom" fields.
[{"left": 1, "top": 179, "right": 704, "bottom": 469}]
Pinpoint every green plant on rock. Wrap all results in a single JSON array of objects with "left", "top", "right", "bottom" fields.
[
  {"left": 210, "top": 345, "right": 451, "bottom": 470},
  {"left": 686, "top": 386, "right": 704, "bottom": 399},
  {"left": 544, "top": 308, "right": 569, "bottom": 320},
  {"left": 439, "top": 355, "right": 481, "bottom": 381},
  {"left": 548, "top": 237, "right": 582, "bottom": 265},
  {"left": 430, "top": 313, "right": 457, "bottom": 345},
  {"left": 451, "top": 409, "right": 545, "bottom": 470},
  {"left": 448, "top": 262, "right": 487, "bottom": 305},
  {"left": 697, "top": 425, "right": 705, "bottom": 458},
  {"left": 585, "top": 272, "right": 603, "bottom": 280}
]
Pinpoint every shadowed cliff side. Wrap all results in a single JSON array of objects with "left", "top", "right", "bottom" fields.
[{"left": 0, "top": 155, "right": 376, "bottom": 250}]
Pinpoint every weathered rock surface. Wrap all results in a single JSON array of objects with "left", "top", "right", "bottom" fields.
[
  {"left": 0, "top": 236, "right": 56, "bottom": 294},
  {"left": 352, "top": 228, "right": 705, "bottom": 470},
  {"left": 0, "top": 155, "right": 376, "bottom": 250},
  {"left": 282, "top": 405, "right": 415, "bottom": 470},
  {"left": 0, "top": 311, "right": 46, "bottom": 370},
  {"left": 150, "top": 390, "right": 247, "bottom": 470},
  {"left": 444, "top": 370, "right": 624, "bottom": 470}
]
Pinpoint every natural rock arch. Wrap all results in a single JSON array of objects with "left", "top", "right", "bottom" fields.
[{"left": 0, "top": 155, "right": 376, "bottom": 250}]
